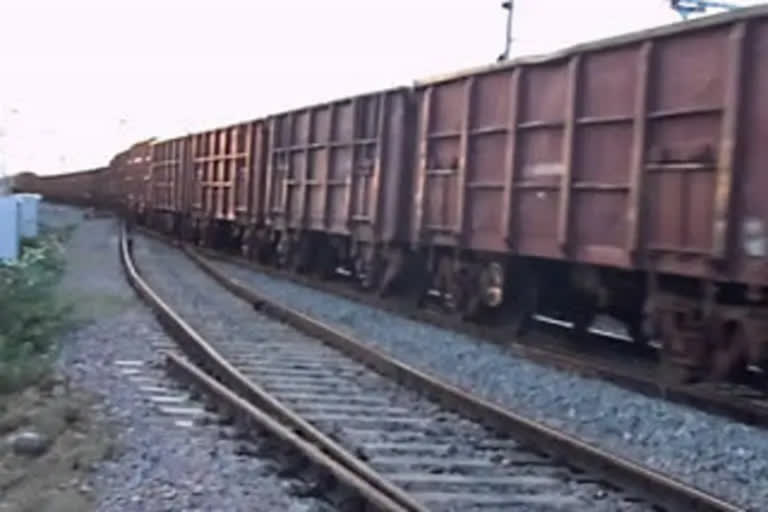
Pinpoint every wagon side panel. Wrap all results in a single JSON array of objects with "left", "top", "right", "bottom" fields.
[
  {"left": 413, "top": 13, "right": 766, "bottom": 285},
  {"left": 191, "top": 125, "right": 249, "bottom": 223},
  {"left": 732, "top": 19, "right": 768, "bottom": 285},
  {"left": 637, "top": 26, "right": 732, "bottom": 278},
  {"left": 247, "top": 120, "right": 268, "bottom": 225},
  {"left": 377, "top": 89, "right": 414, "bottom": 244},
  {"left": 266, "top": 88, "right": 411, "bottom": 243}
]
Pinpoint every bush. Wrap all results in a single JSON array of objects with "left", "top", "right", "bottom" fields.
[{"left": 0, "top": 229, "right": 72, "bottom": 393}]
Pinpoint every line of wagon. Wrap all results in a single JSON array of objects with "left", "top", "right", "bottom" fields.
[{"left": 15, "top": 6, "right": 768, "bottom": 383}]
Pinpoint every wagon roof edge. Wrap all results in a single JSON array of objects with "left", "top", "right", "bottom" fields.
[{"left": 414, "top": 3, "right": 768, "bottom": 87}]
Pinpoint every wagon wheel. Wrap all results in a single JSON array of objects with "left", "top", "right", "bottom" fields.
[
  {"left": 441, "top": 265, "right": 474, "bottom": 320},
  {"left": 628, "top": 306, "right": 657, "bottom": 346},
  {"left": 240, "top": 227, "right": 253, "bottom": 258},
  {"left": 627, "top": 321, "right": 649, "bottom": 346},
  {"left": 464, "top": 262, "right": 507, "bottom": 322},
  {"left": 315, "top": 243, "right": 338, "bottom": 281},
  {"left": 409, "top": 254, "right": 432, "bottom": 309},
  {"left": 440, "top": 280, "right": 462, "bottom": 316},
  {"left": 462, "top": 293, "right": 484, "bottom": 322},
  {"left": 252, "top": 231, "right": 267, "bottom": 262},
  {"left": 256, "top": 236, "right": 273, "bottom": 264},
  {"left": 275, "top": 234, "right": 293, "bottom": 269},
  {"left": 376, "top": 250, "right": 405, "bottom": 299},
  {"left": 659, "top": 355, "right": 697, "bottom": 385},
  {"left": 656, "top": 311, "right": 702, "bottom": 384},
  {"left": 506, "top": 270, "right": 538, "bottom": 338},
  {"left": 359, "top": 254, "right": 382, "bottom": 291},
  {"left": 709, "top": 320, "right": 748, "bottom": 381},
  {"left": 568, "top": 294, "right": 597, "bottom": 343},
  {"left": 196, "top": 222, "right": 208, "bottom": 247},
  {"left": 451, "top": 280, "right": 484, "bottom": 322},
  {"left": 291, "top": 236, "right": 313, "bottom": 274}
]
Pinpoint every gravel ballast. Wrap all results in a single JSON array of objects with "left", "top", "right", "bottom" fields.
[
  {"left": 41, "top": 204, "right": 329, "bottom": 512},
  {"left": 186, "top": 244, "right": 768, "bottom": 509},
  {"left": 132, "top": 234, "right": 657, "bottom": 511}
]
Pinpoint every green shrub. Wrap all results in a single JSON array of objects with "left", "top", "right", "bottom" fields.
[{"left": 0, "top": 228, "right": 72, "bottom": 393}]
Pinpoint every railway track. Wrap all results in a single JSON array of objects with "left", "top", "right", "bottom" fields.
[
  {"left": 121, "top": 225, "right": 743, "bottom": 512},
  {"left": 166, "top": 233, "right": 768, "bottom": 430}
]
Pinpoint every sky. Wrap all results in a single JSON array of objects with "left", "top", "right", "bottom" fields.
[{"left": 0, "top": 0, "right": 763, "bottom": 175}]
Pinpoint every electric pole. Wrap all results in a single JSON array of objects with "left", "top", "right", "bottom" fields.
[{"left": 498, "top": 1, "right": 514, "bottom": 62}]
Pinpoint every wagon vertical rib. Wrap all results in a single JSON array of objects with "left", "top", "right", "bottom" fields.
[{"left": 712, "top": 21, "right": 747, "bottom": 262}]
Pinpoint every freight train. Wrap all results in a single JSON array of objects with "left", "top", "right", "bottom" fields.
[{"left": 16, "top": 7, "right": 768, "bottom": 383}]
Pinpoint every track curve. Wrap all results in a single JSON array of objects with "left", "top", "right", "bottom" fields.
[{"left": 122, "top": 225, "right": 743, "bottom": 512}]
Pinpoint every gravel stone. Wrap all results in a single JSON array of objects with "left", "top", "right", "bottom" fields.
[
  {"left": 41, "top": 204, "right": 329, "bottom": 512},
  {"left": 197, "top": 243, "right": 768, "bottom": 510},
  {"left": 10, "top": 431, "right": 51, "bottom": 457}
]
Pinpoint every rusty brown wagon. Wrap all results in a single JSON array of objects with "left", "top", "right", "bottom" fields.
[
  {"left": 178, "top": 121, "right": 268, "bottom": 252},
  {"left": 263, "top": 87, "right": 413, "bottom": 284},
  {"left": 21, "top": 167, "right": 108, "bottom": 207},
  {"left": 108, "top": 140, "right": 154, "bottom": 221},
  {"left": 408, "top": 6, "right": 768, "bottom": 380},
  {"left": 146, "top": 135, "right": 188, "bottom": 235}
]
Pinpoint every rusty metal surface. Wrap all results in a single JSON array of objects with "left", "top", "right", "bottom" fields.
[
  {"left": 149, "top": 136, "right": 187, "bottom": 214},
  {"left": 733, "top": 19, "right": 768, "bottom": 284},
  {"left": 189, "top": 121, "right": 264, "bottom": 223},
  {"left": 412, "top": 12, "right": 768, "bottom": 286},
  {"left": 109, "top": 140, "right": 154, "bottom": 213},
  {"left": 266, "top": 88, "right": 411, "bottom": 245},
  {"left": 24, "top": 167, "right": 109, "bottom": 205}
]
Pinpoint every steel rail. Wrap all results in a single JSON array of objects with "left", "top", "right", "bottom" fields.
[
  {"left": 178, "top": 240, "right": 744, "bottom": 512},
  {"left": 119, "top": 225, "right": 427, "bottom": 512},
  {"left": 164, "top": 352, "right": 401, "bottom": 512}
]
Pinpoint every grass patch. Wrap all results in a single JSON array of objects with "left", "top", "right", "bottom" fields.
[{"left": 0, "top": 227, "right": 73, "bottom": 393}]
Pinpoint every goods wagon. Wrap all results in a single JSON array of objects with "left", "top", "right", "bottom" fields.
[
  {"left": 186, "top": 120, "right": 267, "bottom": 252},
  {"left": 23, "top": 167, "right": 108, "bottom": 206},
  {"left": 408, "top": 8, "right": 768, "bottom": 380},
  {"left": 147, "top": 136, "right": 188, "bottom": 234},
  {"left": 11, "top": 172, "right": 36, "bottom": 194},
  {"left": 265, "top": 87, "right": 413, "bottom": 284},
  {"left": 107, "top": 140, "right": 153, "bottom": 219}
]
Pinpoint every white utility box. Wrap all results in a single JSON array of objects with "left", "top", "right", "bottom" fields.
[
  {"left": 0, "top": 195, "right": 20, "bottom": 263},
  {"left": 15, "top": 193, "right": 41, "bottom": 238}
]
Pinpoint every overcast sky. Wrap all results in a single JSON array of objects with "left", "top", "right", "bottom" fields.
[{"left": 0, "top": 0, "right": 762, "bottom": 175}]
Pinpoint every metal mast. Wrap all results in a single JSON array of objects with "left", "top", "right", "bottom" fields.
[{"left": 498, "top": 1, "right": 514, "bottom": 61}]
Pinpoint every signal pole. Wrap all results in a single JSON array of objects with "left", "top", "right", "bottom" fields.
[{"left": 498, "top": 1, "right": 514, "bottom": 62}]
